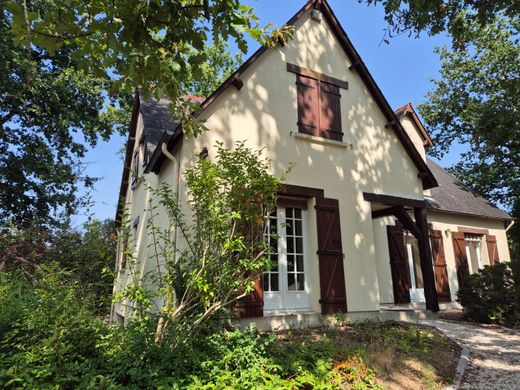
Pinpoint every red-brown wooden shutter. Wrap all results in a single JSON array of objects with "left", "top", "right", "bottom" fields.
[
  {"left": 319, "top": 82, "right": 343, "bottom": 141},
  {"left": 315, "top": 198, "right": 347, "bottom": 314},
  {"left": 486, "top": 235, "right": 499, "bottom": 265},
  {"left": 387, "top": 225, "right": 411, "bottom": 304},
  {"left": 235, "top": 278, "right": 263, "bottom": 318},
  {"left": 452, "top": 232, "right": 470, "bottom": 289},
  {"left": 430, "top": 229, "right": 451, "bottom": 302},
  {"left": 296, "top": 75, "right": 319, "bottom": 136}
]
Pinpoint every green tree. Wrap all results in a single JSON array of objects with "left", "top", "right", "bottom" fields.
[
  {"left": 5, "top": 0, "right": 293, "bottom": 102},
  {"left": 180, "top": 42, "right": 243, "bottom": 98},
  {"left": 46, "top": 219, "right": 117, "bottom": 314},
  {"left": 418, "top": 17, "right": 519, "bottom": 257},
  {"left": 360, "top": 0, "right": 519, "bottom": 47},
  {"left": 116, "top": 142, "right": 284, "bottom": 343},
  {"left": 0, "top": 4, "right": 129, "bottom": 228}
]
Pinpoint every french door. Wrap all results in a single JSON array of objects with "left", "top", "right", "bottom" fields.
[
  {"left": 404, "top": 236, "right": 425, "bottom": 302},
  {"left": 263, "top": 207, "right": 311, "bottom": 314}
]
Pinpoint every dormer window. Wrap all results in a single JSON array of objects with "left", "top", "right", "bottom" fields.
[{"left": 287, "top": 63, "right": 348, "bottom": 142}]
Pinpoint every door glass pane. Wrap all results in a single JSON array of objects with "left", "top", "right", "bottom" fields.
[
  {"left": 296, "top": 255, "right": 304, "bottom": 271},
  {"left": 465, "top": 234, "right": 482, "bottom": 273},
  {"left": 287, "top": 273, "right": 296, "bottom": 291},
  {"left": 285, "top": 207, "right": 305, "bottom": 292},
  {"left": 263, "top": 208, "right": 279, "bottom": 292},
  {"left": 287, "top": 255, "right": 295, "bottom": 272},
  {"left": 270, "top": 273, "right": 279, "bottom": 291},
  {"left": 287, "top": 236, "right": 294, "bottom": 253},
  {"left": 297, "top": 274, "right": 305, "bottom": 290},
  {"left": 296, "top": 237, "right": 303, "bottom": 253},
  {"left": 263, "top": 273, "right": 270, "bottom": 291}
]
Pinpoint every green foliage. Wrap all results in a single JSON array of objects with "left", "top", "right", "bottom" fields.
[
  {"left": 360, "top": 0, "right": 519, "bottom": 47},
  {"left": 0, "top": 0, "right": 130, "bottom": 228},
  {"left": 457, "top": 262, "right": 520, "bottom": 327},
  {"left": 0, "top": 219, "right": 117, "bottom": 314},
  {"left": 418, "top": 16, "right": 519, "bottom": 256},
  {"left": 180, "top": 42, "right": 243, "bottom": 98},
  {"left": 1, "top": 269, "right": 453, "bottom": 388},
  {"left": 119, "top": 142, "right": 284, "bottom": 342},
  {"left": 5, "top": 0, "right": 294, "bottom": 103},
  {"left": 419, "top": 17, "right": 519, "bottom": 207},
  {"left": 46, "top": 219, "right": 117, "bottom": 314},
  {"left": 0, "top": 266, "right": 109, "bottom": 388}
]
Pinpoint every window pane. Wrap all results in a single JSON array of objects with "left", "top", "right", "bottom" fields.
[
  {"left": 297, "top": 273, "right": 305, "bottom": 291},
  {"left": 270, "top": 258, "right": 278, "bottom": 271},
  {"left": 287, "top": 237, "right": 294, "bottom": 253},
  {"left": 295, "top": 208, "right": 302, "bottom": 219},
  {"left": 287, "top": 274, "right": 296, "bottom": 291},
  {"left": 286, "top": 222, "right": 293, "bottom": 236},
  {"left": 263, "top": 273, "right": 269, "bottom": 291},
  {"left": 286, "top": 208, "right": 293, "bottom": 218},
  {"left": 271, "top": 273, "right": 279, "bottom": 291},
  {"left": 296, "top": 255, "right": 304, "bottom": 271},
  {"left": 296, "top": 237, "right": 303, "bottom": 253},
  {"left": 295, "top": 220, "right": 302, "bottom": 236},
  {"left": 287, "top": 255, "right": 295, "bottom": 272}
]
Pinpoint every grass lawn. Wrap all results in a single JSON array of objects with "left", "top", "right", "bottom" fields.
[{"left": 272, "top": 320, "right": 461, "bottom": 389}]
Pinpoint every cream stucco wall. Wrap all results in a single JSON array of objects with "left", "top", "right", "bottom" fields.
[
  {"left": 400, "top": 116, "right": 426, "bottom": 161},
  {"left": 160, "top": 9, "right": 426, "bottom": 314}
]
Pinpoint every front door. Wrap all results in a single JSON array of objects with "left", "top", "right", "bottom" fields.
[{"left": 263, "top": 207, "right": 311, "bottom": 314}]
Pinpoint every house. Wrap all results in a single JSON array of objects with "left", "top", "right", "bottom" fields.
[{"left": 111, "top": 0, "right": 513, "bottom": 328}]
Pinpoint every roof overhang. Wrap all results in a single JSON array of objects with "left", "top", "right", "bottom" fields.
[{"left": 115, "top": 91, "right": 140, "bottom": 227}]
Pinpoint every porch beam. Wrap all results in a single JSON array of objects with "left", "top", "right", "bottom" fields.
[
  {"left": 363, "top": 192, "right": 426, "bottom": 209},
  {"left": 371, "top": 206, "right": 401, "bottom": 220},
  {"left": 414, "top": 207, "right": 440, "bottom": 312},
  {"left": 393, "top": 207, "right": 422, "bottom": 239}
]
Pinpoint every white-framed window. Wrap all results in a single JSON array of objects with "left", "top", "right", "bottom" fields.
[
  {"left": 465, "top": 234, "right": 483, "bottom": 273},
  {"left": 263, "top": 206, "right": 310, "bottom": 313}
]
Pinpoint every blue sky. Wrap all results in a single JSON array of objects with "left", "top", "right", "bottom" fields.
[{"left": 74, "top": 0, "right": 460, "bottom": 227}]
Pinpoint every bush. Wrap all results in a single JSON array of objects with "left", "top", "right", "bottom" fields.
[
  {"left": 0, "top": 268, "right": 381, "bottom": 389},
  {"left": 457, "top": 261, "right": 520, "bottom": 327}
]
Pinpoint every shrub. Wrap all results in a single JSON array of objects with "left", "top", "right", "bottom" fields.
[{"left": 457, "top": 262, "right": 520, "bottom": 327}]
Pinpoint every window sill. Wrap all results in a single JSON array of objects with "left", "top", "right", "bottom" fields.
[{"left": 291, "top": 132, "right": 350, "bottom": 148}]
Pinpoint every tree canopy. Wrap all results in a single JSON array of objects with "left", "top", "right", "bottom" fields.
[
  {"left": 360, "top": 0, "right": 519, "bottom": 47},
  {"left": 0, "top": 5, "right": 129, "bottom": 228},
  {"left": 5, "top": 0, "right": 292, "bottom": 101},
  {"left": 1, "top": 0, "right": 278, "bottom": 227},
  {"left": 418, "top": 16, "right": 519, "bottom": 206},
  {"left": 418, "top": 16, "right": 519, "bottom": 255}
]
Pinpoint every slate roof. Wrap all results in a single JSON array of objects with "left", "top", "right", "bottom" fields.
[
  {"left": 426, "top": 158, "right": 512, "bottom": 220},
  {"left": 139, "top": 95, "right": 204, "bottom": 158},
  {"left": 139, "top": 96, "right": 178, "bottom": 157}
]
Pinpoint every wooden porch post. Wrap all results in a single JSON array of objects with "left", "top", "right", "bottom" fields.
[{"left": 414, "top": 207, "right": 439, "bottom": 312}]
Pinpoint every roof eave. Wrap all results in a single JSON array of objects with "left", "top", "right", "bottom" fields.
[{"left": 115, "top": 90, "right": 141, "bottom": 227}]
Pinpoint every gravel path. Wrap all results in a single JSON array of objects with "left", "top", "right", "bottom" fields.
[{"left": 418, "top": 319, "right": 520, "bottom": 389}]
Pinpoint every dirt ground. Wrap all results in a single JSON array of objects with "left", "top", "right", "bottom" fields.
[{"left": 276, "top": 321, "right": 461, "bottom": 389}]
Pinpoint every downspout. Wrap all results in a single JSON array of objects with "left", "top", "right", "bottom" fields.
[
  {"left": 505, "top": 220, "right": 515, "bottom": 233},
  {"left": 161, "top": 142, "right": 177, "bottom": 166},
  {"left": 155, "top": 141, "right": 181, "bottom": 340}
]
